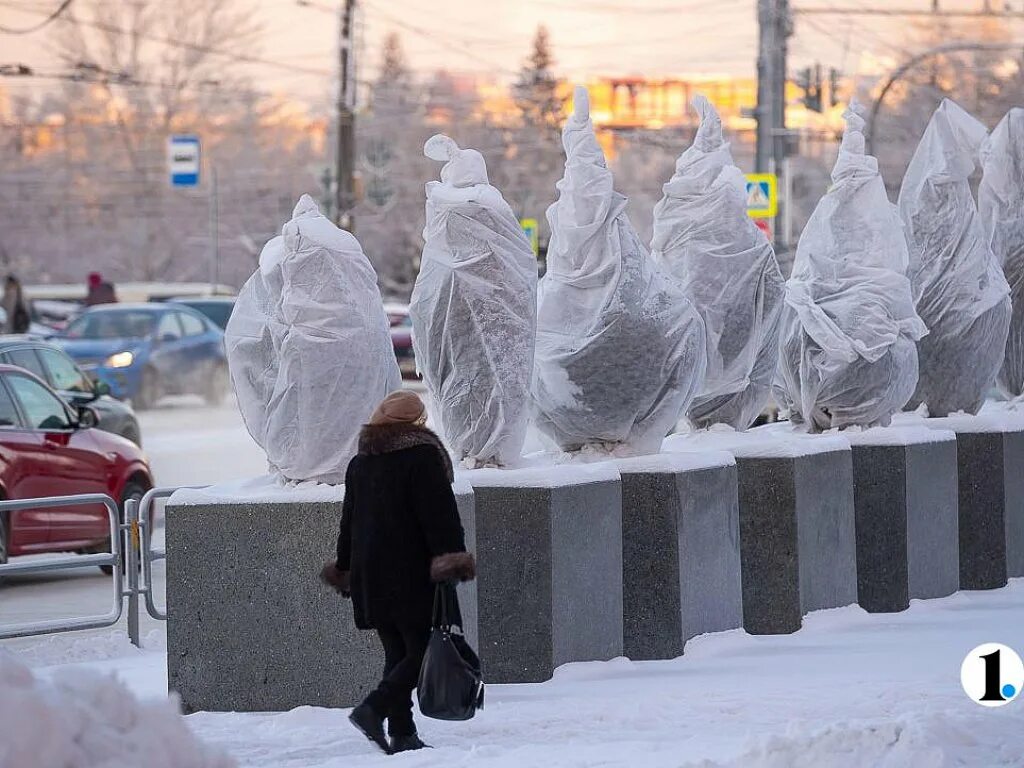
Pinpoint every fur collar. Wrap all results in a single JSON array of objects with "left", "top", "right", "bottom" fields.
[{"left": 358, "top": 422, "right": 454, "bottom": 482}]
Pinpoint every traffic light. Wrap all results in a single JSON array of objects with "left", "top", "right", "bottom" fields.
[{"left": 796, "top": 63, "right": 824, "bottom": 113}]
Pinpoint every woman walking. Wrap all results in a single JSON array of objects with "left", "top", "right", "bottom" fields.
[{"left": 322, "top": 390, "right": 475, "bottom": 754}]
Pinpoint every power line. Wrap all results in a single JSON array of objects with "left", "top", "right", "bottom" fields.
[
  {"left": 0, "top": 0, "right": 73, "bottom": 35},
  {"left": 0, "top": 0, "right": 332, "bottom": 78},
  {"left": 795, "top": 5, "right": 1024, "bottom": 18}
]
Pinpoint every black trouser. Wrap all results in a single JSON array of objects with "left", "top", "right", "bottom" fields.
[{"left": 364, "top": 625, "right": 430, "bottom": 736}]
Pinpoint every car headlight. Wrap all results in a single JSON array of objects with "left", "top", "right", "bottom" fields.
[{"left": 106, "top": 351, "right": 134, "bottom": 369}]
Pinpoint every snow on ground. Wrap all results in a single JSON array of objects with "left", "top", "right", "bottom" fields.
[
  {"left": 0, "top": 652, "right": 233, "bottom": 768},
  {"left": 6, "top": 582, "right": 1024, "bottom": 767},
  {"left": 4, "top": 395, "right": 1024, "bottom": 766}
]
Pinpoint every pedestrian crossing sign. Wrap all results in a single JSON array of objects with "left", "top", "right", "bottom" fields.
[
  {"left": 745, "top": 173, "right": 778, "bottom": 219},
  {"left": 521, "top": 218, "right": 540, "bottom": 257}
]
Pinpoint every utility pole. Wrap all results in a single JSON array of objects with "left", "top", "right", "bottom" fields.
[
  {"left": 209, "top": 165, "right": 220, "bottom": 290},
  {"left": 755, "top": 0, "right": 791, "bottom": 175},
  {"left": 755, "top": 0, "right": 792, "bottom": 248},
  {"left": 335, "top": 0, "right": 356, "bottom": 232}
]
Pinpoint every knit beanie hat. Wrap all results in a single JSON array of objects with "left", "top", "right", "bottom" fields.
[{"left": 368, "top": 390, "right": 426, "bottom": 425}]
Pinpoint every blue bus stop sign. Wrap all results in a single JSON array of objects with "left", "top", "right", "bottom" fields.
[{"left": 169, "top": 135, "right": 201, "bottom": 187}]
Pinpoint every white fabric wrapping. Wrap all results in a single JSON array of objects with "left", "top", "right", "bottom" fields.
[
  {"left": 651, "top": 94, "right": 785, "bottom": 430},
  {"left": 775, "top": 103, "right": 928, "bottom": 431},
  {"left": 225, "top": 195, "right": 401, "bottom": 484},
  {"left": 532, "top": 86, "right": 707, "bottom": 455},
  {"left": 410, "top": 134, "right": 538, "bottom": 467},
  {"left": 980, "top": 108, "right": 1024, "bottom": 399},
  {"left": 898, "top": 99, "right": 1010, "bottom": 416}
]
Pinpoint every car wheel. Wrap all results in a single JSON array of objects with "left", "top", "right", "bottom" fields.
[
  {"left": 133, "top": 368, "right": 161, "bottom": 411},
  {"left": 204, "top": 363, "right": 230, "bottom": 406},
  {"left": 99, "top": 482, "right": 148, "bottom": 575}
]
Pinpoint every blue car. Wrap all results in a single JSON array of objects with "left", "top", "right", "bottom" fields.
[{"left": 54, "top": 303, "right": 228, "bottom": 409}]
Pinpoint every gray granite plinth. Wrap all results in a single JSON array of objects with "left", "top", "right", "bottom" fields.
[
  {"left": 737, "top": 442, "right": 857, "bottom": 633},
  {"left": 665, "top": 431, "right": 857, "bottom": 635},
  {"left": 465, "top": 463, "right": 623, "bottom": 684},
  {"left": 848, "top": 429, "right": 959, "bottom": 613},
  {"left": 453, "top": 480, "right": 478, "bottom": 651},
  {"left": 617, "top": 453, "right": 742, "bottom": 661},
  {"left": 166, "top": 481, "right": 478, "bottom": 714},
  {"left": 902, "top": 413, "right": 1024, "bottom": 590},
  {"left": 166, "top": 496, "right": 381, "bottom": 714}
]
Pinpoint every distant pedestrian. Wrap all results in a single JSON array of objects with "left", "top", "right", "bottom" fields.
[
  {"left": 2, "top": 275, "right": 30, "bottom": 335},
  {"left": 321, "top": 390, "right": 475, "bottom": 755},
  {"left": 85, "top": 272, "right": 117, "bottom": 306}
]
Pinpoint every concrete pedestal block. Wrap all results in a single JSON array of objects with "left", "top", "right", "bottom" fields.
[
  {"left": 453, "top": 479, "right": 478, "bottom": 650},
  {"left": 616, "top": 452, "right": 742, "bottom": 661},
  {"left": 848, "top": 428, "right": 959, "bottom": 613},
  {"left": 165, "top": 492, "right": 380, "bottom": 713},
  {"left": 165, "top": 480, "right": 478, "bottom": 713},
  {"left": 896, "top": 411, "right": 1024, "bottom": 590},
  {"left": 464, "top": 463, "right": 623, "bottom": 684},
  {"left": 666, "top": 430, "right": 858, "bottom": 635}
]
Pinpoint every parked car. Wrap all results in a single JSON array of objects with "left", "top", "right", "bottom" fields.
[
  {"left": 385, "top": 303, "right": 417, "bottom": 379},
  {"left": 168, "top": 296, "right": 235, "bottom": 330},
  {"left": 0, "top": 337, "right": 142, "bottom": 446},
  {"left": 0, "top": 365, "right": 153, "bottom": 567},
  {"left": 53, "top": 303, "right": 228, "bottom": 409}
]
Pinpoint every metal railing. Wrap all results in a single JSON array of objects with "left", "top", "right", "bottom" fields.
[
  {"left": 134, "top": 487, "right": 197, "bottom": 623},
  {"left": 0, "top": 494, "right": 124, "bottom": 639},
  {"left": 0, "top": 486, "right": 201, "bottom": 646}
]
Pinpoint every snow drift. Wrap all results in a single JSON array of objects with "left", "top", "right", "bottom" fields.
[
  {"left": 776, "top": 103, "right": 927, "bottom": 431},
  {"left": 651, "top": 94, "right": 785, "bottom": 430},
  {"left": 980, "top": 108, "right": 1024, "bottom": 399},
  {"left": 0, "top": 652, "right": 234, "bottom": 768},
  {"left": 532, "top": 86, "right": 707, "bottom": 455},
  {"left": 225, "top": 195, "right": 400, "bottom": 484},
  {"left": 411, "top": 134, "right": 537, "bottom": 467},
  {"left": 898, "top": 99, "right": 1011, "bottom": 416}
]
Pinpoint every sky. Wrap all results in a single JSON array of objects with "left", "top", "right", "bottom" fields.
[{"left": 1, "top": 0, "right": 1020, "bottom": 111}]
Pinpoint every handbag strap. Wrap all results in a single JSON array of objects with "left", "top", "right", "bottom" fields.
[{"left": 431, "top": 583, "right": 451, "bottom": 630}]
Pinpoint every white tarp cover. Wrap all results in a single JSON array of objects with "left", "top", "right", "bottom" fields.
[
  {"left": 651, "top": 94, "right": 785, "bottom": 430},
  {"left": 980, "top": 108, "right": 1024, "bottom": 399},
  {"left": 898, "top": 99, "right": 1011, "bottom": 416},
  {"left": 532, "top": 86, "right": 707, "bottom": 455},
  {"left": 225, "top": 195, "right": 401, "bottom": 484},
  {"left": 776, "top": 104, "right": 928, "bottom": 431},
  {"left": 410, "top": 134, "right": 538, "bottom": 467}
]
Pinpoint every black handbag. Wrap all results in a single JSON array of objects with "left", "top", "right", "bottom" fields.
[{"left": 417, "top": 582, "right": 484, "bottom": 721}]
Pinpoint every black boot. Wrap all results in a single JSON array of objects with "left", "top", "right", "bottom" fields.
[
  {"left": 349, "top": 703, "right": 392, "bottom": 755},
  {"left": 391, "top": 733, "right": 429, "bottom": 753}
]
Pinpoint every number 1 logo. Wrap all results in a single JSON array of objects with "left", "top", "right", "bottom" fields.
[{"left": 961, "top": 643, "right": 1024, "bottom": 707}]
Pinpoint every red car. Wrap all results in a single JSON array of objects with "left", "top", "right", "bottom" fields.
[
  {"left": 386, "top": 304, "right": 418, "bottom": 379},
  {"left": 0, "top": 365, "right": 153, "bottom": 567}
]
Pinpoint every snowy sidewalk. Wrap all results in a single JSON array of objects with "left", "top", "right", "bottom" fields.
[{"left": 8, "top": 581, "right": 1024, "bottom": 767}]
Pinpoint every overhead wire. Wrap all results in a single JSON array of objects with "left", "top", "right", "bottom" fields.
[
  {"left": 0, "top": 0, "right": 73, "bottom": 35},
  {"left": 0, "top": 0, "right": 332, "bottom": 78}
]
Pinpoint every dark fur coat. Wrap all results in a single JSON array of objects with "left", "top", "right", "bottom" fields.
[{"left": 328, "top": 422, "right": 474, "bottom": 630}]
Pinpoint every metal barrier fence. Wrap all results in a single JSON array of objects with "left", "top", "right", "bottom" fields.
[
  {"left": 0, "top": 487, "right": 195, "bottom": 647},
  {"left": 0, "top": 494, "right": 124, "bottom": 640}
]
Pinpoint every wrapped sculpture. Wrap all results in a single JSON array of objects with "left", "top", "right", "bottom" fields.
[
  {"left": 776, "top": 103, "right": 927, "bottom": 431},
  {"left": 898, "top": 99, "right": 1010, "bottom": 416},
  {"left": 225, "top": 195, "right": 401, "bottom": 484},
  {"left": 651, "top": 94, "right": 785, "bottom": 430},
  {"left": 410, "top": 134, "right": 538, "bottom": 467},
  {"left": 532, "top": 86, "right": 707, "bottom": 455},
  {"left": 979, "top": 108, "right": 1024, "bottom": 399}
]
